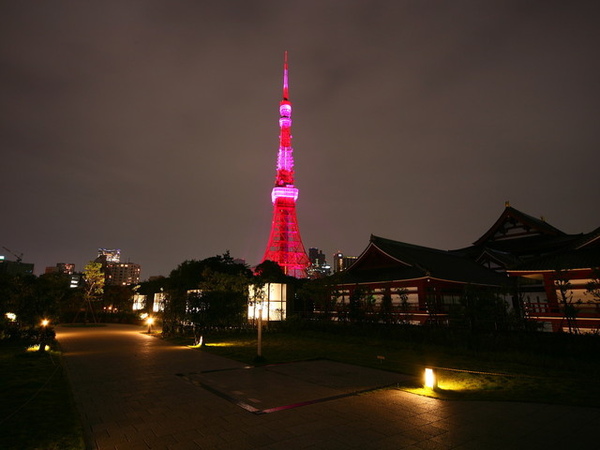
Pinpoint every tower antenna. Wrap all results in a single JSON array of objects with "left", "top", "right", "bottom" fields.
[{"left": 283, "top": 50, "right": 289, "bottom": 101}]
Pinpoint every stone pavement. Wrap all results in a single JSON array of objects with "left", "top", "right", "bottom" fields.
[{"left": 56, "top": 324, "right": 600, "bottom": 449}]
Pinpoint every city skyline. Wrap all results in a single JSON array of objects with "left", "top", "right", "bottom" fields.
[{"left": 2, "top": 2, "right": 599, "bottom": 279}]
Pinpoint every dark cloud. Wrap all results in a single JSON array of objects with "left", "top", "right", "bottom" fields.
[{"left": 1, "top": 1, "right": 599, "bottom": 277}]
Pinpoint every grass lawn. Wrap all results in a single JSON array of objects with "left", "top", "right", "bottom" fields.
[
  {"left": 0, "top": 340, "right": 85, "bottom": 450},
  {"left": 195, "top": 328, "right": 600, "bottom": 408}
]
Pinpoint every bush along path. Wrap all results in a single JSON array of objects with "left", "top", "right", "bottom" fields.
[{"left": 0, "top": 338, "right": 85, "bottom": 450}]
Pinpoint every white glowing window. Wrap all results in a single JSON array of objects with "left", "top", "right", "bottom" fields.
[
  {"left": 153, "top": 292, "right": 166, "bottom": 312},
  {"left": 248, "top": 283, "right": 287, "bottom": 321},
  {"left": 132, "top": 294, "right": 146, "bottom": 311}
]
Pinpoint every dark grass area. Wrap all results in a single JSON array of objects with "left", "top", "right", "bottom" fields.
[
  {"left": 192, "top": 327, "right": 600, "bottom": 408},
  {"left": 0, "top": 340, "right": 84, "bottom": 450}
]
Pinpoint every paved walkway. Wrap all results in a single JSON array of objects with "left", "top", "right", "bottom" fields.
[{"left": 57, "top": 324, "right": 600, "bottom": 449}]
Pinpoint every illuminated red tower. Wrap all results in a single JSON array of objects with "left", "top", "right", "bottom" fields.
[{"left": 262, "top": 52, "right": 310, "bottom": 278}]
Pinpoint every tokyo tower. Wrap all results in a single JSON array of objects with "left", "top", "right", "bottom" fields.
[{"left": 262, "top": 52, "right": 310, "bottom": 278}]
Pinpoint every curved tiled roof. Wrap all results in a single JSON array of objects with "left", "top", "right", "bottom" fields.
[
  {"left": 473, "top": 206, "right": 565, "bottom": 246},
  {"left": 344, "top": 235, "right": 508, "bottom": 287}
]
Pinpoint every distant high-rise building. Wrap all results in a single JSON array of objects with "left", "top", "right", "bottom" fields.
[
  {"left": 333, "top": 252, "right": 357, "bottom": 273},
  {"left": 95, "top": 248, "right": 140, "bottom": 286},
  {"left": 308, "top": 248, "right": 325, "bottom": 265},
  {"left": 45, "top": 263, "right": 75, "bottom": 275},
  {"left": 69, "top": 274, "right": 81, "bottom": 289},
  {"left": 105, "top": 262, "right": 141, "bottom": 286},
  {"left": 307, "top": 247, "right": 331, "bottom": 278},
  {"left": 0, "top": 256, "right": 34, "bottom": 276},
  {"left": 97, "top": 248, "right": 121, "bottom": 263},
  {"left": 44, "top": 263, "right": 79, "bottom": 287}
]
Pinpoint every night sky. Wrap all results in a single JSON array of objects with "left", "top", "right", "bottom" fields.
[{"left": 2, "top": 1, "right": 599, "bottom": 278}]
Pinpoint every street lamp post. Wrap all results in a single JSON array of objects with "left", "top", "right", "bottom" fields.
[{"left": 257, "top": 303, "right": 263, "bottom": 358}]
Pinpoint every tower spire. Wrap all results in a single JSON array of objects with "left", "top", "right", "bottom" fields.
[
  {"left": 283, "top": 50, "right": 289, "bottom": 101},
  {"left": 262, "top": 52, "right": 310, "bottom": 278}
]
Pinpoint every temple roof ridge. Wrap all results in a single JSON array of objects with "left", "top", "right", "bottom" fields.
[
  {"left": 350, "top": 234, "right": 507, "bottom": 286},
  {"left": 473, "top": 205, "right": 566, "bottom": 246},
  {"left": 370, "top": 234, "right": 451, "bottom": 254}
]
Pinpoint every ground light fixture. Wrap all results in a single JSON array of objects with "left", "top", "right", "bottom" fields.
[
  {"left": 39, "top": 319, "right": 50, "bottom": 352},
  {"left": 424, "top": 368, "right": 437, "bottom": 390},
  {"left": 146, "top": 316, "right": 154, "bottom": 333}
]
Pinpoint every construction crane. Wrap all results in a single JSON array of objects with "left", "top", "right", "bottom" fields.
[{"left": 2, "top": 246, "right": 23, "bottom": 263}]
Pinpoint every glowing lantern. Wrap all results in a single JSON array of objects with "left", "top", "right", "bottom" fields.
[
  {"left": 146, "top": 316, "right": 154, "bottom": 333},
  {"left": 424, "top": 368, "right": 437, "bottom": 389}
]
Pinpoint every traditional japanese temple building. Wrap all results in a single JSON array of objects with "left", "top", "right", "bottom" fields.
[
  {"left": 451, "top": 204, "right": 592, "bottom": 272},
  {"left": 455, "top": 204, "right": 600, "bottom": 332},
  {"left": 505, "top": 230, "right": 600, "bottom": 332},
  {"left": 332, "top": 235, "right": 509, "bottom": 325},
  {"left": 330, "top": 203, "right": 600, "bottom": 331}
]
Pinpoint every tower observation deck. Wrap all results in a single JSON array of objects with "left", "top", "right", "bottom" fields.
[{"left": 262, "top": 52, "right": 310, "bottom": 278}]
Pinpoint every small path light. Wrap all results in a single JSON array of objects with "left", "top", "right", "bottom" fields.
[
  {"left": 146, "top": 316, "right": 154, "bottom": 334},
  {"left": 39, "top": 319, "right": 50, "bottom": 352},
  {"left": 424, "top": 368, "right": 437, "bottom": 390}
]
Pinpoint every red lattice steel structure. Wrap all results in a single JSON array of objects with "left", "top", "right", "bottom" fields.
[{"left": 262, "top": 52, "right": 310, "bottom": 278}]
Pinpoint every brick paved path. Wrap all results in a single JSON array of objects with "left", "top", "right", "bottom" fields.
[{"left": 57, "top": 324, "right": 600, "bottom": 449}]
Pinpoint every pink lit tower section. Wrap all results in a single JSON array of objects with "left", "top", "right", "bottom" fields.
[{"left": 262, "top": 52, "right": 310, "bottom": 278}]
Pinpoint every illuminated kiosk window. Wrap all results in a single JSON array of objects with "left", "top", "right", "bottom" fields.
[
  {"left": 248, "top": 283, "right": 287, "bottom": 322},
  {"left": 153, "top": 292, "right": 166, "bottom": 312},
  {"left": 132, "top": 294, "right": 146, "bottom": 311}
]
